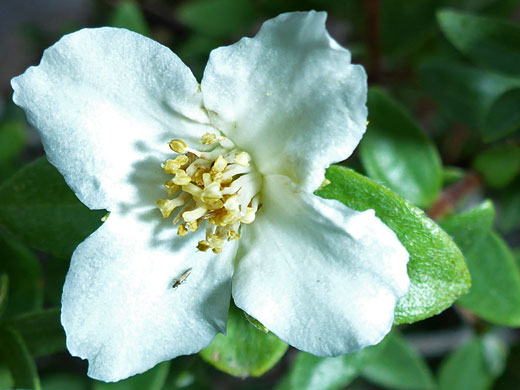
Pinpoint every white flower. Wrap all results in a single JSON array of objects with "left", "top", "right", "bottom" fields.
[{"left": 11, "top": 11, "right": 409, "bottom": 382}]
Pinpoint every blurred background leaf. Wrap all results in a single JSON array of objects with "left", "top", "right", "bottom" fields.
[
  {"left": 438, "top": 9, "right": 520, "bottom": 76},
  {"left": 360, "top": 87, "right": 442, "bottom": 208},
  {"left": 0, "top": 157, "right": 105, "bottom": 258}
]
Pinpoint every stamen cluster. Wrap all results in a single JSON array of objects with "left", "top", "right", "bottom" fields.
[{"left": 157, "top": 133, "right": 262, "bottom": 253}]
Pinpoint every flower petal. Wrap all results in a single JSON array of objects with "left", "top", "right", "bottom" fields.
[
  {"left": 11, "top": 27, "right": 213, "bottom": 211},
  {"left": 232, "top": 175, "right": 409, "bottom": 356},
  {"left": 201, "top": 11, "right": 367, "bottom": 192},
  {"left": 62, "top": 212, "right": 237, "bottom": 382}
]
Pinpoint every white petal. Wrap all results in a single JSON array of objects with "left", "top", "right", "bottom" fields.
[
  {"left": 11, "top": 27, "right": 213, "bottom": 211},
  {"left": 232, "top": 175, "right": 409, "bottom": 356},
  {"left": 201, "top": 11, "right": 367, "bottom": 192},
  {"left": 62, "top": 212, "right": 237, "bottom": 382}
]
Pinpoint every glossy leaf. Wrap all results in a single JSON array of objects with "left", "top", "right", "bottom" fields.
[
  {"left": 276, "top": 344, "right": 381, "bottom": 390},
  {"left": 360, "top": 88, "right": 442, "bottom": 208},
  {"left": 93, "top": 362, "right": 170, "bottom": 390},
  {"left": 4, "top": 309, "right": 65, "bottom": 357},
  {"left": 443, "top": 166, "right": 465, "bottom": 187},
  {"left": 316, "top": 166, "right": 470, "bottom": 324},
  {"left": 438, "top": 9, "right": 520, "bottom": 76},
  {"left": 0, "top": 327, "right": 40, "bottom": 390},
  {"left": 439, "top": 201, "right": 495, "bottom": 251},
  {"left": 473, "top": 145, "right": 520, "bottom": 188},
  {"left": 484, "top": 88, "right": 520, "bottom": 141},
  {"left": 0, "top": 232, "right": 42, "bottom": 318},
  {"left": 419, "top": 60, "right": 520, "bottom": 131},
  {"left": 0, "top": 157, "right": 105, "bottom": 258},
  {"left": 440, "top": 203, "right": 520, "bottom": 325},
  {"left": 458, "top": 232, "right": 520, "bottom": 325},
  {"left": 200, "top": 303, "right": 288, "bottom": 377},
  {"left": 438, "top": 339, "right": 493, "bottom": 390},
  {"left": 361, "top": 330, "right": 435, "bottom": 390}
]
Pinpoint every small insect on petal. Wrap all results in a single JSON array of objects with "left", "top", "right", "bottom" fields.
[{"left": 172, "top": 268, "right": 192, "bottom": 288}]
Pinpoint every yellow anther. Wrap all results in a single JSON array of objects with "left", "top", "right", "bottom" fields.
[
  {"left": 169, "top": 139, "right": 187, "bottom": 153},
  {"left": 212, "top": 155, "right": 228, "bottom": 172},
  {"left": 173, "top": 169, "right": 191, "bottom": 186},
  {"left": 228, "top": 230, "right": 240, "bottom": 241},
  {"left": 205, "top": 199, "right": 224, "bottom": 210},
  {"left": 207, "top": 235, "right": 224, "bottom": 253},
  {"left": 156, "top": 199, "right": 176, "bottom": 218},
  {"left": 192, "top": 168, "right": 206, "bottom": 186},
  {"left": 201, "top": 133, "right": 217, "bottom": 145},
  {"left": 234, "top": 152, "right": 250, "bottom": 167},
  {"left": 188, "top": 220, "right": 199, "bottom": 232},
  {"left": 177, "top": 224, "right": 188, "bottom": 237},
  {"left": 164, "top": 180, "right": 180, "bottom": 196},
  {"left": 163, "top": 155, "right": 189, "bottom": 174},
  {"left": 240, "top": 207, "right": 256, "bottom": 224},
  {"left": 197, "top": 240, "right": 211, "bottom": 252},
  {"left": 158, "top": 137, "right": 261, "bottom": 252},
  {"left": 182, "top": 205, "right": 208, "bottom": 222}
]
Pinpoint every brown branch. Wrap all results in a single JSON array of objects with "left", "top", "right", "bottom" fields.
[{"left": 427, "top": 172, "right": 481, "bottom": 220}]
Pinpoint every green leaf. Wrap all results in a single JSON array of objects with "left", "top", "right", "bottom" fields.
[
  {"left": 0, "top": 363, "right": 14, "bottom": 390},
  {"left": 361, "top": 330, "right": 435, "bottom": 390},
  {"left": 277, "top": 342, "right": 383, "bottom": 390},
  {"left": 0, "top": 157, "right": 105, "bottom": 258},
  {"left": 438, "top": 338, "right": 493, "bottom": 390},
  {"left": 360, "top": 88, "right": 442, "bottom": 208},
  {"left": 0, "top": 327, "right": 40, "bottom": 390},
  {"left": 440, "top": 203, "right": 520, "bottom": 325},
  {"left": 437, "top": 9, "right": 520, "bottom": 76},
  {"left": 380, "top": 0, "right": 437, "bottom": 62},
  {"left": 178, "top": 0, "right": 256, "bottom": 38},
  {"left": 439, "top": 200, "right": 495, "bottom": 251},
  {"left": 443, "top": 166, "right": 465, "bottom": 187},
  {"left": 0, "top": 232, "right": 42, "bottom": 318},
  {"left": 419, "top": 60, "right": 520, "bottom": 131},
  {"left": 497, "top": 178, "right": 520, "bottom": 233},
  {"left": 316, "top": 166, "right": 470, "bottom": 324},
  {"left": 0, "top": 275, "right": 8, "bottom": 318},
  {"left": 200, "top": 303, "right": 288, "bottom": 377},
  {"left": 473, "top": 145, "right": 520, "bottom": 188},
  {"left": 4, "top": 309, "right": 65, "bottom": 357},
  {"left": 0, "top": 120, "right": 26, "bottom": 167},
  {"left": 484, "top": 88, "right": 520, "bottom": 141},
  {"left": 93, "top": 362, "right": 170, "bottom": 390},
  {"left": 109, "top": 0, "right": 150, "bottom": 37},
  {"left": 40, "top": 373, "right": 90, "bottom": 390},
  {"left": 457, "top": 232, "right": 520, "bottom": 325},
  {"left": 43, "top": 256, "right": 70, "bottom": 307}
]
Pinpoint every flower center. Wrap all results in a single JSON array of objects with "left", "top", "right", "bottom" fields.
[{"left": 157, "top": 133, "right": 262, "bottom": 253}]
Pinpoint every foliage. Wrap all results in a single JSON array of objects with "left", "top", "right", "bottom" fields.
[{"left": 1, "top": 0, "right": 520, "bottom": 388}]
